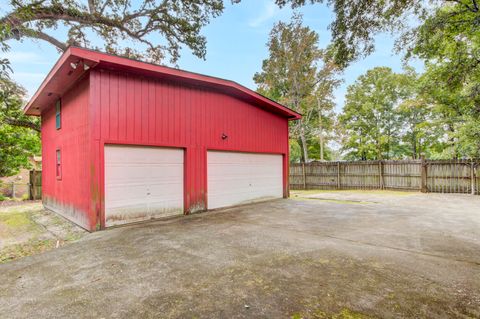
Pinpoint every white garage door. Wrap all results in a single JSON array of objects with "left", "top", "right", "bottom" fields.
[
  {"left": 105, "top": 145, "right": 184, "bottom": 226},
  {"left": 207, "top": 151, "right": 283, "bottom": 209}
]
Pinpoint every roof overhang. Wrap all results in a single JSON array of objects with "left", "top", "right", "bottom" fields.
[{"left": 24, "top": 46, "right": 302, "bottom": 120}]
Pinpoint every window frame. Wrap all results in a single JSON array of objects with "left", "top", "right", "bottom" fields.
[
  {"left": 55, "top": 99, "right": 61, "bottom": 130},
  {"left": 56, "top": 148, "right": 62, "bottom": 180}
]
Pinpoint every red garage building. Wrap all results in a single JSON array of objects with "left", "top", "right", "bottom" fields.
[{"left": 24, "top": 47, "right": 300, "bottom": 231}]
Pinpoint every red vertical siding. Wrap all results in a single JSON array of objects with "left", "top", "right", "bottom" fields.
[
  {"left": 41, "top": 76, "right": 93, "bottom": 230},
  {"left": 90, "top": 69, "right": 289, "bottom": 227},
  {"left": 42, "top": 67, "right": 290, "bottom": 230}
]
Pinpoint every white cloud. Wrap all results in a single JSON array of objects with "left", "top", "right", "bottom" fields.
[
  {"left": 13, "top": 72, "right": 46, "bottom": 79},
  {"left": 11, "top": 72, "right": 47, "bottom": 98},
  {"left": 2, "top": 51, "right": 50, "bottom": 65},
  {"left": 248, "top": 1, "right": 280, "bottom": 28}
]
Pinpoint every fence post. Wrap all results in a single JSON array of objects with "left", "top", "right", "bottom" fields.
[
  {"left": 337, "top": 162, "right": 341, "bottom": 190},
  {"left": 471, "top": 162, "right": 476, "bottom": 195},
  {"left": 302, "top": 162, "right": 306, "bottom": 190},
  {"left": 29, "top": 170, "right": 33, "bottom": 200},
  {"left": 421, "top": 156, "right": 428, "bottom": 193},
  {"left": 379, "top": 161, "right": 384, "bottom": 190}
]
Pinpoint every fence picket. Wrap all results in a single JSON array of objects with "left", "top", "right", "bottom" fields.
[{"left": 290, "top": 160, "right": 479, "bottom": 195}]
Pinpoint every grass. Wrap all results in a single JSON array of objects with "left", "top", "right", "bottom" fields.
[
  {"left": 0, "top": 239, "right": 56, "bottom": 263},
  {"left": 291, "top": 197, "right": 375, "bottom": 205},
  {"left": 0, "top": 211, "right": 33, "bottom": 227},
  {"left": 291, "top": 308, "right": 373, "bottom": 319},
  {"left": 0, "top": 203, "right": 86, "bottom": 264},
  {"left": 0, "top": 211, "right": 43, "bottom": 240},
  {"left": 290, "top": 189, "right": 413, "bottom": 196}
]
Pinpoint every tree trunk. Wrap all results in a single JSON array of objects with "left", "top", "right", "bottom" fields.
[
  {"left": 319, "top": 129, "right": 324, "bottom": 161},
  {"left": 447, "top": 123, "right": 458, "bottom": 159},
  {"left": 299, "top": 122, "right": 309, "bottom": 163},
  {"left": 412, "top": 133, "right": 417, "bottom": 159},
  {"left": 317, "top": 97, "right": 324, "bottom": 161}
]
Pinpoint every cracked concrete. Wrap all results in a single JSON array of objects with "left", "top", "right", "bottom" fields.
[{"left": 0, "top": 191, "right": 479, "bottom": 318}]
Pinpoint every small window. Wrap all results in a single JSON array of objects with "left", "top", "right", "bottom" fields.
[
  {"left": 55, "top": 99, "right": 61, "bottom": 129},
  {"left": 56, "top": 149, "right": 62, "bottom": 179}
]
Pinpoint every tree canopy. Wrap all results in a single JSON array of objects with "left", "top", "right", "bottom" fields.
[
  {"left": 411, "top": 2, "right": 480, "bottom": 158},
  {"left": 258, "top": 0, "right": 479, "bottom": 69},
  {"left": 253, "top": 14, "right": 340, "bottom": 162},
  {"left": 0, "top": 0, "right": 224, "bottom": 68},
  {"left": 339, "top": 67, "right": 407, "bottom": 160},
  {"left": 338, "top": 67, "right": 449, "bottom": 160},
  {"left": 0, "top": 77, "right": 40, "bottom": 176},
  {"left": 4, "top": 0, "right": 477, "bottom": 71}
]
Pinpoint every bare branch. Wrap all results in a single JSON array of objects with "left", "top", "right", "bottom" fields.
[
  {"left": 28, "top": 29, "right": 67, "bottom": 51},
  {"left": 0, "top": 1, "right": 222, "bottom": 64}
]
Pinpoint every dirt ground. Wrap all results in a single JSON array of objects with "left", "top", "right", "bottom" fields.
[
  {"left": 0, "top": 191, "right": 479, "bottom": 318},
  {"left": 0, "top": 201, "right": 86, "bottom": 263}
]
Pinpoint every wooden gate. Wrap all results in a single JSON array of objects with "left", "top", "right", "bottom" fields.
[{"left": 29, "top": 170, "right": 42, "bottom": 200}]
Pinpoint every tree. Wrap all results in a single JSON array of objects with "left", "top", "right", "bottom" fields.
[
  {"left": 339, "top": 67, "right": 412, "bottom": 160},
  {"left": 337, "top": 65, "right": 466, "bottom": 160},
  {"left": 0, "top": 0, "right": 224, "bottom": 67},
  {"left": 254, "top": 14, "right": 322, "bottom": 163},
  {"left": 409, "top": 3, "right": 480, "bottom": 158},
  {"left": 389, "top": 68, "right": 445, "bottom": 160},
  {"left": 397, "top": 96, "right": 446, "bottom": 160},
  {"left": 0, "top": 77, "right": 40, "bottom": 176},
  {"left": 0, "top": 76, "right": 40, "bottom": 132},
  {"left": 246, "top": 0, "right": 479, "bottom": 69},
  {"left": 254, "top": 14, "right": 340, "bottom": 163},
  {"left": 312, "top": 59, "right": 341, "bottom": 160}
]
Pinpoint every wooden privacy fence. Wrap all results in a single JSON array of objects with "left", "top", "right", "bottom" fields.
[{"left": 290, "top": 159, "right": 480, "bottom": 195}]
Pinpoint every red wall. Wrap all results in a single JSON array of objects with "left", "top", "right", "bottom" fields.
[
  {"left": 89, "top": 69, "right": 289, "bottom": 228},
  {"left": 41, "top": 75, "right": 93, "bottom": 229},
  {"left": 42, "top": 68, "right": 290, "bottom": 230}
]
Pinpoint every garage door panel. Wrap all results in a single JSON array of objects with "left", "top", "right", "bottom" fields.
[
  {"left": 207, "top": 151, "right": 283, "bottom": 209},
  {"left": 105, "top": 145, "right": 184, "bottom": 227},
  {"left": 106, "top": 185, "right": 146, "bottom": 202},
  {"left": 106, "top": 145, "right": 182, "bottom": 162},
  {"left": 148, "top": 167, "right": 184, "bottom": 179},
  {"left": 208, "top": 188, "right": 281, "bottom": 208}
]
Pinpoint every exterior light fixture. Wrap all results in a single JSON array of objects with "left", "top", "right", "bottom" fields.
[
  {"left": 221, "top": 133, "right": 228, "bottom": 140},
  {"left": 70, "top": 62, "right": 78, "bottom": 69}
]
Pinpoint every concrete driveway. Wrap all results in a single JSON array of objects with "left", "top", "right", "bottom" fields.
[{"left": 1, "top": 191, "right": 479, "bottom": 318}]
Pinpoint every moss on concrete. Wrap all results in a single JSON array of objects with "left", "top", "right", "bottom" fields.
[
  {"left": 291, "top": 190, "right": 412, "bottom": 196},
  {"left": 0, "top": 238, "right": 56, "bottom": 263},
  {"left": 0, "top": 211, "right": 34, "bottom": 228},
  {"left": 0, "top": 203, "right": 86, "bottom": 263},
  {"left": 291, "top": 308, "right": 373, "bottom": 319},
  {"left": 290, "top": 196, "right": 374, "bottom": 205}
]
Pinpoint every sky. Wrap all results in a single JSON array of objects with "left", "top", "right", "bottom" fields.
[{"left": 3, "top": 0, "right": 423, "bottom": 112}]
